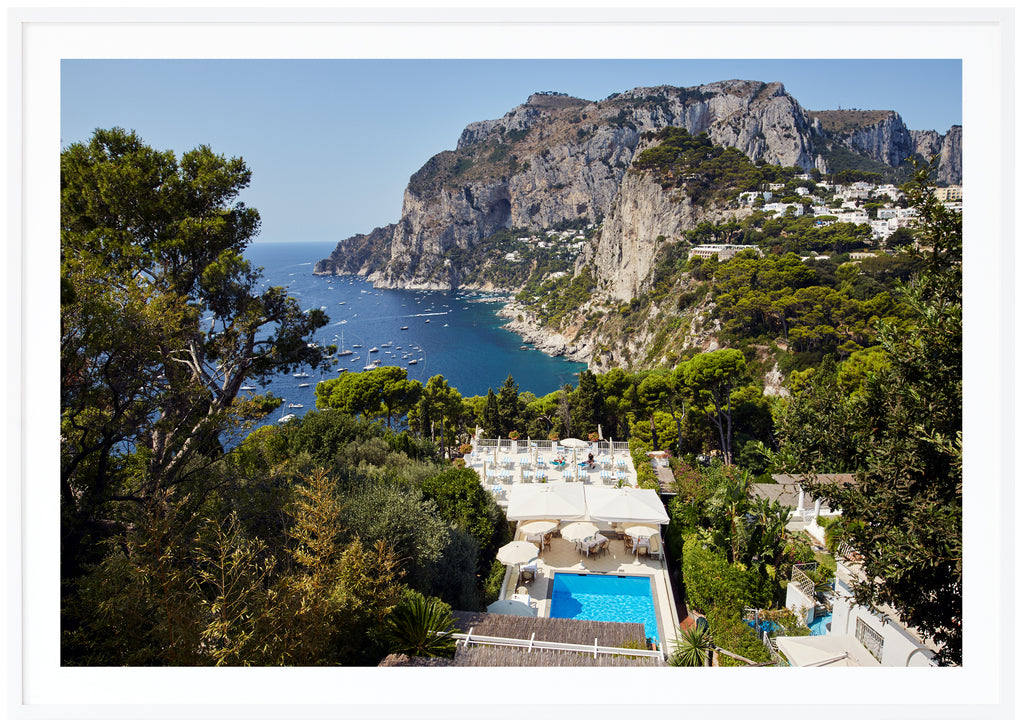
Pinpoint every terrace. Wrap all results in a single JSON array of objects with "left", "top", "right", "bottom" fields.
[
  {"left": 497, "top": 532, "right": 681, "bottom": 657},
  {"left": 467, "top": 437, "right": 639, "bottom": 499}
]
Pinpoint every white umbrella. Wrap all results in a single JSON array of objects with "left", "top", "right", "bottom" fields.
[
  {"left": 560, "top": 437, "right": 589, "bottom": 449},
  {"left": 486, "top": 598, "right": 536, "bottom": 617},
  {"left": 519, "top": 520, "right": 558, "bottom": 536},
  {"left": 506, "top": 483, "right": 587, "bottom": 522},
  {"left": 624, "top": 524, "right": 659, "bottom": 539},
  {"left": 496, "top": 540, "right": 539, "bottom": 566},
  {"left": 482, "top": 459, "right": 488, "bottom": 483},
  {"left": 560, "top": 520, "right": 600, "bottom": 542},
  {"left": 585, "top": 486, "right": 670, "bottom": 524}
]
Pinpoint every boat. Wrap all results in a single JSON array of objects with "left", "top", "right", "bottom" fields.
[
  {"left": 408, "top": 359, "right": 418, "bottom": 365},
  {"left": 424, "top": 319, "right": 430, "bottom": 323},
  {"left": 337, "top": 368, "right": 348, "bottom": 373},
  {"left": 240, "top": 385, "right": 256, "bottom": 391},
  {"left": 287, "top": 403, "right": 304, "bottom": 409},
  {"left": 278, "top": 413, "right": 296, "bottom": 423},
  {"left": 363, "top": 364, "right": 377, "bottom": 371},
  {"left": 373, "top": 359, "right": 382, "bottom": 365},
  {"left": 401, "top": 326, "right": 408, "bottom": 330},
  {"left": 353, "top": 344, "right": 363, "bottom": 348},
  {"left": 369, "top": 347, "right": 379, "bottom": 353},
  {"left": 520, "top": 346, "right": 528, "bottom": 350},
  {"left": 294, "top": 372, "right": 310, "bottom": 378},
  {"left": 298, "top": 382, "right": 310, "bottom": 388}
]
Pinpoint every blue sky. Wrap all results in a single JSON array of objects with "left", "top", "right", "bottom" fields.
[{"left": 61, "top": 59, "right": 961, "bottom": 243}]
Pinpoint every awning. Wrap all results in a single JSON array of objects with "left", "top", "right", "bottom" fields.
[
  {"left": 506, "top": 483, "right": 587, "bottom": 522},
  {"left": 583, "top": 486, "right": 669, "bottom": 525},
  {"left": 774, "top": 634, "right": 880, "bottom": 667}
]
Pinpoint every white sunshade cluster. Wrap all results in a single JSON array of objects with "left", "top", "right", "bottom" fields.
[{"left": 506, "top": 484, "right": 669, "bottom": 525}]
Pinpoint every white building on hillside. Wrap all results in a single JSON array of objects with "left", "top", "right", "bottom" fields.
[
  {"left": 688, "top": 244, "right": 762, "bottom": 261},
  {"left": 762, "top": 202, "right": 805, "bottom": 217}
]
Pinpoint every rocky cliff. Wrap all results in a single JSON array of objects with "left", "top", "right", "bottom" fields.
[
  {"left": 807, "top": 109, "right": 962, "bottom": 184},
  {"left": 316, "top": 81, "right": 961, "bottom": 288}
]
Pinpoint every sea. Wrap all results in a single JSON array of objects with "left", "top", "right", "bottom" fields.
[{"left": 243, "top": 241, "right": 587, "bottom": 422}]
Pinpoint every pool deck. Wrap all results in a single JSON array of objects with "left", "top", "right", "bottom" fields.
[{"left": 502, "top": 533, "right": 681, "bottom": 657}]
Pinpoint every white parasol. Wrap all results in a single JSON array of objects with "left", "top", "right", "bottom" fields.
[
  {"left": 560, "top": 437, "right": 589, "bottom": 449},
  {"left": 519, "top": 520, "right": 558, "bottom": 536},
  {"left": 585, "top": 486, "right": 670, "bottom": 524},
  {"left": 624, "top": 523, "right": 660, "bottom": 539},
  {"left": 506, "top": 483, "right": 587, "bottom": 522},
  {"left": 496, "top": 540, "right": 539, "bottom": 566},
  {"left": 560, "top": 520, "right": 600, "bottom": 542}
]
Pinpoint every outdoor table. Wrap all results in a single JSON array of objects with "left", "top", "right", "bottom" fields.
[
  {"left": 633, "top": 536, "right": 650, "bottom": 554},
  {"left": 584, "top": 534, "right": 608, "bottom": 556}
]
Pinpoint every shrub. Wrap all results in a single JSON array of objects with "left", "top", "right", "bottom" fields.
[
  {"left": 629, "top": 438, "right": 661, "bottom": 491},
  {"left": 705, "top": 607, "right": 772, "bottom": 666},
  {"left": 481, "top": 559, "right": 506, "bottom": 604},
  {"left": 680, "top": 535, "right": 775, "bottom": 615}
]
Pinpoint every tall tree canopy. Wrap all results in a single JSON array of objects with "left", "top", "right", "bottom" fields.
[
  {"left": 683, "top": 348, "right": 747, "bottom": 464},
  {"left": 61, "top": 128, "right": 329, "bottom": 578},
  {"left": 774, "top": 166, "right": 962, "bottom": 664}
]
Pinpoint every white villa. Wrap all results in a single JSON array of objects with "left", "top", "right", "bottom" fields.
[{"left": 689, "top": 244, "right": 762, "bottom": 261}]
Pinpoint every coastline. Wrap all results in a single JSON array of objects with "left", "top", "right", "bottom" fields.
[{"left": 496, "top": 300, "right": 592, "bottom": 365}]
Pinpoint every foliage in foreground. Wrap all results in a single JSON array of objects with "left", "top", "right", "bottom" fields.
[{"left": 773, "top": 165, "right": 962, "bottom": 664}]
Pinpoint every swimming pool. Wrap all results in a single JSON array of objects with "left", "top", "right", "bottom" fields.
[
  {"left": 549, "top": 573, "right": 660, "bottom": 641},
  {"left": 808, "top": 613, "right": 832, "bottom": 636}
]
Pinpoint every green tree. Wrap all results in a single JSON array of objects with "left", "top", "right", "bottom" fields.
[
  {"left": 636, "top": 365, "right": 688, "bottom": 454},
  {"left": 419, "top": 466, "right": 509, "bottom": 574},
  {"left": 496, "top": 374, "right": 525, "bottom": 436},
  {"left": 683, "top": 348, "right": 746, "bottom": 464},
  {"left": 481, "top": 388, "right": 501, "bottom": 438},
  {"left": 61, "top": 129, "right": 328, "bottom": 611},
  {"left": 774, "top": 166, "right": 962, "bottom": 664},
  {"left": 596, "top": 367, "right": 633, "bottom": 440},
  {"left": 569, "top": 369, "right": 604, "bottom": 437},
  {"left": 412, "top": 375, "right": 465, "bottom": 458}
]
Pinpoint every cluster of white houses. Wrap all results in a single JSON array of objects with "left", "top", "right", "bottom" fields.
[
  {"left": 689, "top": 179, "right": 961, "bottom": 262},
  {"left": 508, "top": 226, "right": 595, "bottom": 261},
  {"left": 738, "top": 178, "right": 962, "bottom": 240}
]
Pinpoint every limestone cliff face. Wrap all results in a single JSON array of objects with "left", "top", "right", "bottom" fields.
[
  {"left": 580, "top": 173, "right": 692, "bottom": 302},
  {"left": 316, "top": 81, "right": 962, "bottom": 288},
  {"left": 807, "top": 109, "right": 962, "bottom": 185},
  {"left": 317, "top": 81, "right": 824, "bottom": 287}
]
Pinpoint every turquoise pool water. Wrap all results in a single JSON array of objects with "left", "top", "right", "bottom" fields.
[
  {"left": 808, "top": 613, "right": 832, "bottom": 636},
  {"left": 549, "top": 573, "right": 659, "bottom": 641},
  {"left": 745, "top": 619, "right": 781, "bottom": 635}
]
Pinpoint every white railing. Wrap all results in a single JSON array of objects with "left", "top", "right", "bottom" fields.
[
  {"left": 446, "top": 628, "right": 663, "bottom": 660},
  {"left": 791, "top": 563, "right": 818, "bottom": 600}
]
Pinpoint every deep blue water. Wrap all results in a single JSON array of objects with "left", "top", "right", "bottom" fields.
[
  {"left": 242, "top": 242, "right": 586, "bottom": 420},
  {"left": 549, "top": 572, "right": 659, "bottom": 641}
]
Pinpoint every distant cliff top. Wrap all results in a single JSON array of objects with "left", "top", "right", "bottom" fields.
[
  {"left": 808, "top": 109, "right": 895, "bottom": 134},
  {"left": 525, "top": 92, "right": 588, "bottom": 110}
]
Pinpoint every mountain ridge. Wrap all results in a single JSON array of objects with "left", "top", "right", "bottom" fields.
[{"left": 314, "top": 80, "right": 959, "bottom": 292}]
